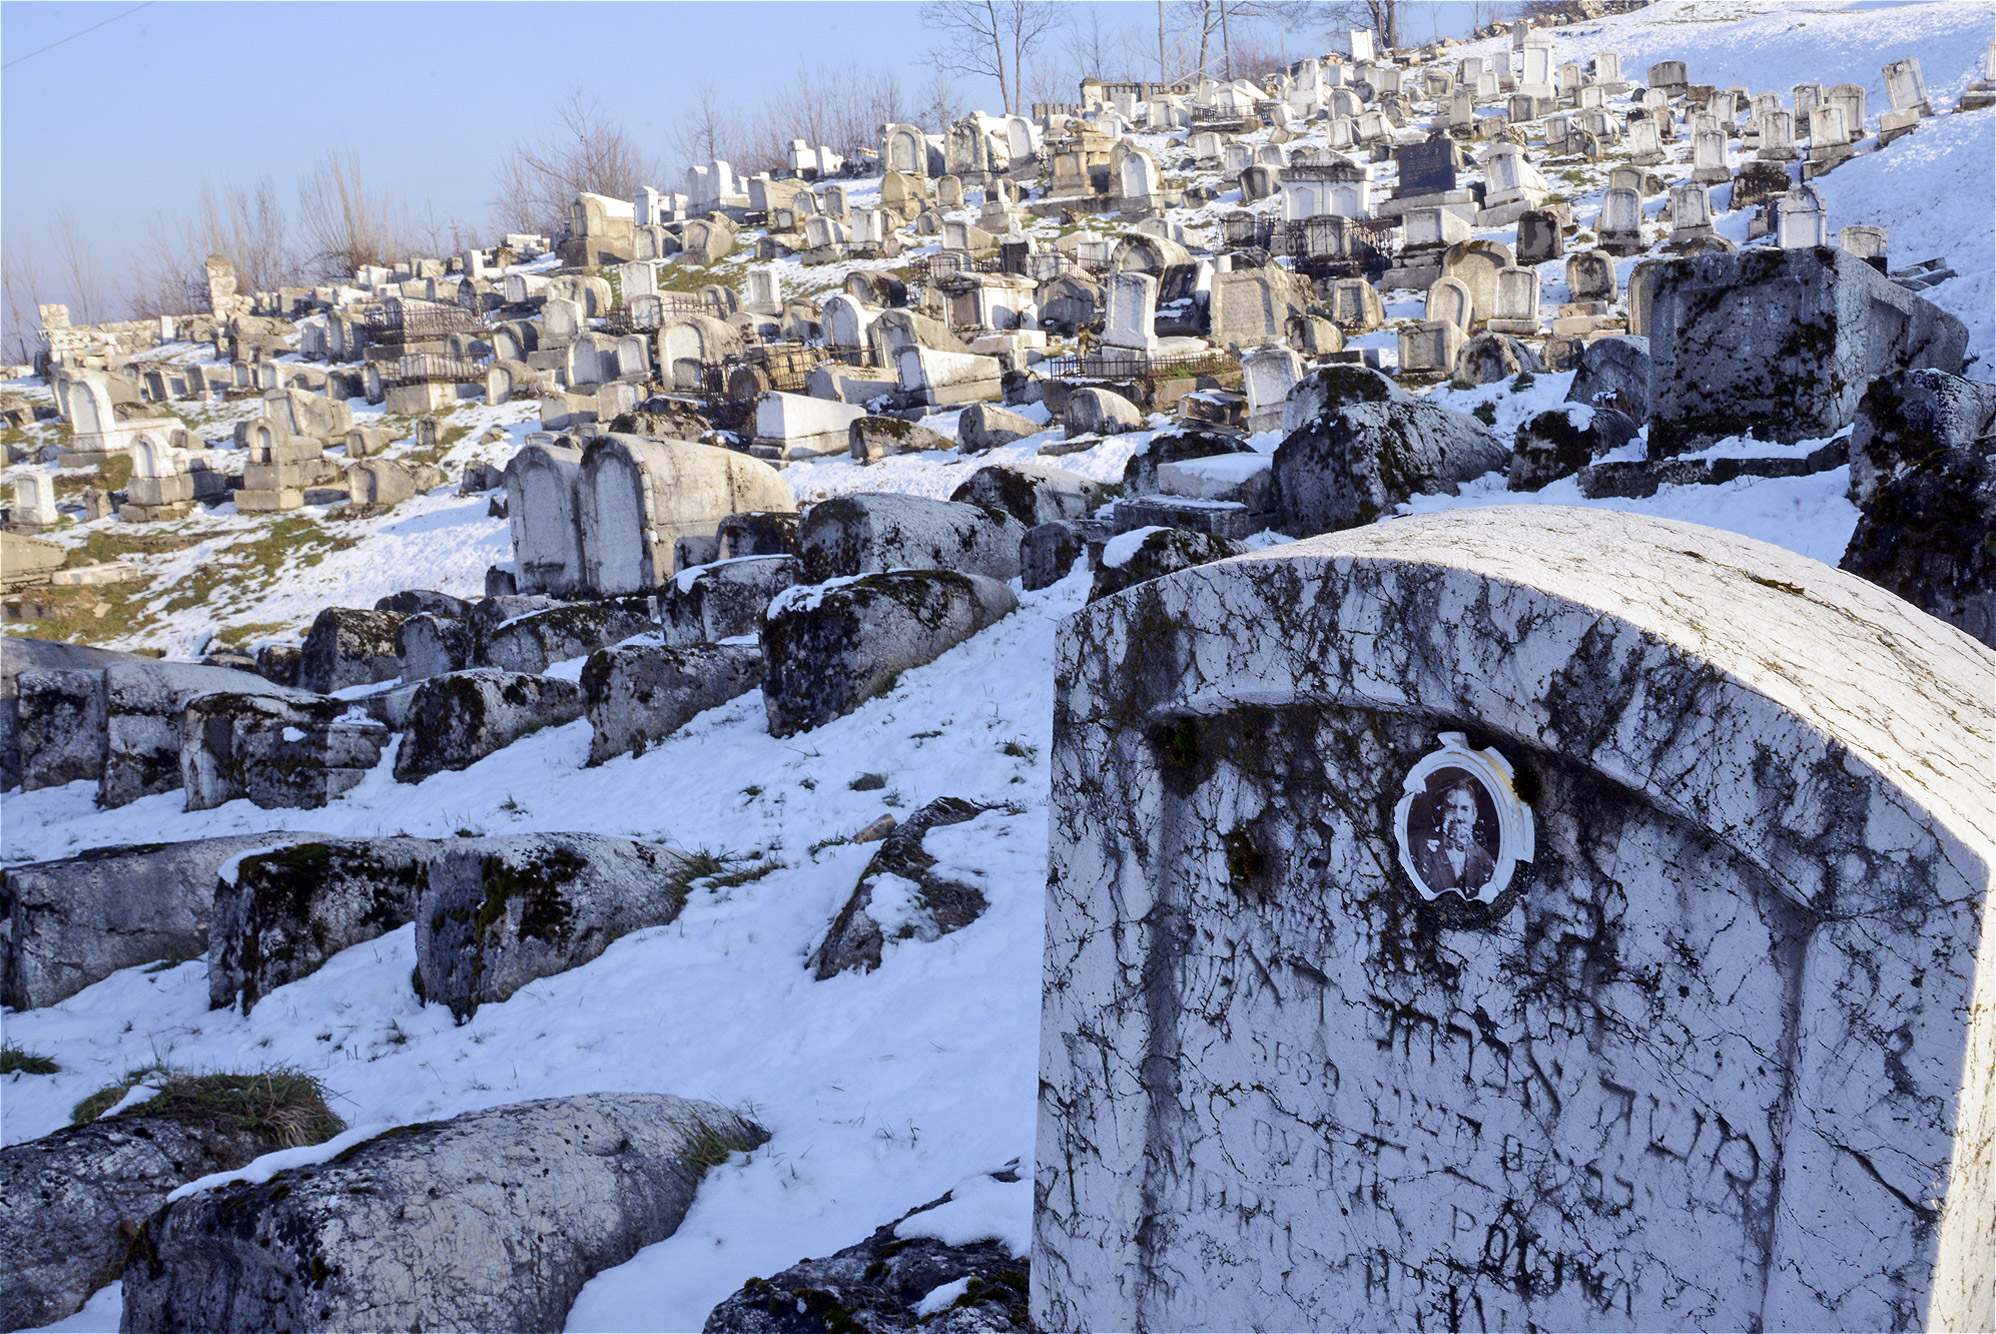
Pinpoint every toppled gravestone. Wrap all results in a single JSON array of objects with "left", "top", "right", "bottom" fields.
[
  {"left": 1063, "top": 386, "right": 1144, "bottom": 438},
  {"left": 1272, "top": 371, "right": 1506, "bottom": 534},
  {"left": 1089, "top": 526, "right": 1246, "bottom": 603},
  {"left": 703, "top": 1173, "right": 1030, "bottom": 1334},
  {"left": 799, "top": 494, "right": 1025, "bottom": 584},
  {"left": 1564, "top": 333, "right": 1650, "bottom": 419},
  {"left": 2, "top": 834, "right": 317, "bottom": 1010},
  {"left": 374, "top": 589, "right": 471, "bottom": 618},
  {"left": 0, "top": 637, "right": 139, "bottom": 791},
  {"left": 659, "top": 555, "right": 800, "bottom": 646},
  {"left": 1845, "top": 368, "right": 1996, "bottom": 508},
  {"left": 298, "top": 607, "right": 405, "bottom": 694},
  {"left": 949, "top": 461, "right": 1100, "bottom": 527},
  {"left": 1121, "top": 427, "right": 1256, "bottom": 496},
  {"left": 957, "top": 403, "right": 1040, "bottom": 452},
  {"left": 392, "top": 669, "right": 585, "bottom": 782},
  {"left": 1838, "top": 370, "right": 1996, "bottom": 646},
  {"left": 851, "top": 414, "right": 954, "bottom": 462},
  {"left": 209, "top": 836, "right": 438, "bottom": 1013},
  {"left": 582, "top": 642, "right": 764, "bottom": 765},
  {"left": 0, "top": 1075, "right": 344, "bottom": 1332},
  {"left": 1645, "top": 245, "right": 1968, "bottom": 455},
  {"left": 809, "top": 797, "right": 992, "bottom": 978},
  {"left": 396, "top": 610, "right": 474, "bottom": 680},
  {"left": 1021, "top": 521, "right": 1086, "bottom": 591},
  {"left": 181, "top": 693, "right": 389, "bottom": 811},
  {"left": 100, "top": 662, "right": 320, "bottom": 808},
  {"left": 481, "top": 598, "right": 655, "bottom": 674},
  {"left": 1036, "top": 506, "right": 1995, "bottom": 1333},
  {"left": 122, "top": 1093, "right": 767, "bottom": 1334},
  {"left": 1509, "top": 403, "right": 1642, "bottom": 491},
  {"left": 415, "top": 833, "right": 693, "bottom": 1020},
  {"left": 762, "top": 572, "right": 1018, "bottom": 737}
]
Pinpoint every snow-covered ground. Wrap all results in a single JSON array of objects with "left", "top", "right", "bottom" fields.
[{"left": 3, "top": 2, "right": 1989, "bottom": 1331}]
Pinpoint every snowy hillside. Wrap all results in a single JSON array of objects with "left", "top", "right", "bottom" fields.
[{"left": 3, "top": 2, "right": 1991, "bottom": 1331}]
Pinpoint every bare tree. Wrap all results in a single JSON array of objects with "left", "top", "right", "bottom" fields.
[
  {"left": 2, "top": 241, "right": 48, "bottom": 365},
  {"left": 919, "top": 67, "right": 960, "bottom": 134},
  {"left": 50, "top": 211, "right": 110, "bottom": 328},
  {"left": 494, "top": 92, "right": 662, "bottom": 239},
  {"left": 298, "top": 148, "right": 405, "bottom": 281},
  {"left": 674, "top": 83, "right": 738, "bottom": 171},
  {"left": 1068, "top": 5, "right": 1134, "bottom": 81},
  {"left": 921, "top": 1, "right": 1063, "bottom": 116}
]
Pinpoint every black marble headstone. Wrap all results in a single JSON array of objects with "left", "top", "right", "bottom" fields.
[{"left": 1395, "top": 134, "right": 1457, "bottom": 197}]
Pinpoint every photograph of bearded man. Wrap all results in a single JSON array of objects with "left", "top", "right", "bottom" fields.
[{"left": 1413, "top": 777, "right": 1496, "bottom": 895}]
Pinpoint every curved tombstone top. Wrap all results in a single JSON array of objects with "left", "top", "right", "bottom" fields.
[
  {"left": 503, "top": 441, "right": 587, "bottom": 596},
  {"left": 1039, "top": 505, "right": 1995, "bottom": 1334},
  {"left": 577, "top": 434, "right": 795, "bottom": 595}
]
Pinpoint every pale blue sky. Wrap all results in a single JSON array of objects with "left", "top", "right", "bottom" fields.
[{"left": 1, "top": 1, "right": 1481, "bottom": 314}]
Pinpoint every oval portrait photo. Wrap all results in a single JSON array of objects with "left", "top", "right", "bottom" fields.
[
  {"left": 1392, "top": 733, "right": 1535, "bottom": 906},
  {"left": 1406, "top": 768, "right": 1500, "bottom": 898}
]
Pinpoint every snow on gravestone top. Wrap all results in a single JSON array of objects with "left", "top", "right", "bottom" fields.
[{"left": 1035, "top": 506, "right": 1995, "bottom": 1334}]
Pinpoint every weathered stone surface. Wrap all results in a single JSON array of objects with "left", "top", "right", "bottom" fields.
[
  {"left": 949, "top": 461, "right": 1100, "bottom": 527},
  {"left": 1038, "top": 507, "right": 1995, "bottom": 1334},
  {"left": 809, "top": 797, "right": 993, "bottom": 978},
  {"left": 480, "top": 599, "right": 654, "bottom": 674},
  {"left": 395, "top": 612, "right": 473, "bottom": 681},
  {"left": 702, "top": 1177, "right": 1030, "bottom": 1334},
  {"left": 957, "top": 403, "right": 1040, "bottom": 452},
  {"left": 100, "top": 663, "right": 314, "bottom": 809},
  {"left": 799, "top": 494, "right": 1025, "bottom": 584},
  {"left": 1509, "top": 404, "right": 1641, "bottom": 491},
  {"left": 1845, "top": 368, "right": 1996, "bottom": 508},
  {"left": 1, "top": 638, "right": 138, "bottom": 791},
  {"left": 1454, "top": 330, "right": 1544, "bottom": 385},
  {"left": 851, "top": 414, "right": 954, "bottom": 462},
  {"left": 415, "top": 834, "right": 693, "bottom": 1019},
  {"left": 208, "top": 836, "right": 438, "bottom": 1013},
  {"left": 0, "top": 1108, "right": 327, "bottom": 1331},
  {"left": 1121, "top": 428, "right": 1255, "bottom": 496},
  {"left": 180, "top": 693, "right": 389, "bottom": 811},
  {"left": 2, "top": 835, "right": 308, "bottom": 1010},
  {"left": 392, "top": 669, "right": 586, "bottom": 782},
  {"left": 762, "top": 572, "right": 1017, "bottom": 736},
  {"left": 1279, "top": 364, "right": 1405, "bottom": 435},
  {"left": 582, "top": 642, "right": 764, "bottom": 764},
  {"left": 1062, "top": 386, "right": 1144, "bottom": 438},
  {"left": 1645, "top": 246, "right": 1969, "bottom": 454},
  {"left": 1088, "top": 526, "right": 1247, "bottom": 603},
  {"left": 298, "top": 607, "right": 406, "bottom": 694},
  {"left": 373, "top": 589, "right": 471, "bottom": 619},
  {"left": 1563, "top": 333, "right": 1651, "bottom": 419},
  {"left": 1021, "top": 521, "right": 1085, "bottom": 591},
  {"left": 1842, "top": 445, "right": 1995, "bottom": 648},
  {"left": 122, "top": 1093, "right": 767, "bottom": 1334},
  {"left": 14, "top": 666, "right": 113, "bottom": 793},
  {"left": 659, "top": 555, "right": 800, "bottom": 646},
  {"left": 1272, "top": 387, "right": 1507, "bottom": 535}
]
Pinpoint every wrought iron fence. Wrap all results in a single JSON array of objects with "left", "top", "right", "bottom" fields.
[{"left": 363, "top": 300, "right": 486, "bottom": 344}]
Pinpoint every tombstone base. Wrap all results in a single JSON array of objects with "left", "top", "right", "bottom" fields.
[
  {"left": 1485, "top": 318, "right": 1543, "bottom": 336},
  {"left": 118, "top": 501, "right": 195, "bottom": 524},
  {"left": 1596, "top": 229, "right": 1646, "bottom": 256},
  {"left": 1111, "top": 494, "right": 1267, "bottom": 540},
  {"left": 1377, "top": 189, "right": 1478, "bottom": 223},
  {"left": 1800, "top": 146, "right": 1855, "bottom": 180},
  {"left": 235, "top": 488, "right": 304, "bottom": 512}
]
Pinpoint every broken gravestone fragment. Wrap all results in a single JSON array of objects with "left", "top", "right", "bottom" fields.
[
  {"left": 809, "top": 797, "right": 993, "bottom": 978},
  {"left": 122, "top": 1094, "right": 765, "bottom": 1334}
]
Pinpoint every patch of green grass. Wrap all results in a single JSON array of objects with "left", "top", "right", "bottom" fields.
[
  {"left": 1473, "top": 401, "right": 1499, "bottom": 426},
  {"left": 70, "top": 1060, "right": 173, "bottom": 1123},
  {"left": 1000, "top": 739, "right": 1038, "bottom": 761},
  {"left": 0, "top": 1041, "right": 59, "bottom": 1075},
  {"left": 1510, "top": 371, "right": 1537, "bottom": 392},
  {"left": 674, "top": 848, "right": 781, "bottom": 893},
  {"left": 73, "top": 1066, "right": 345, "bottom": 1147}
]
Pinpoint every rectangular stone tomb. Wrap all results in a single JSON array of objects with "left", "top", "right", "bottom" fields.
[{"left": 1035, "top": 507, "right": 1995, "bottom": 1334}]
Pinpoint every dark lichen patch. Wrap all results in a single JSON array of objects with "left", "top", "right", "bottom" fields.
[{"left": 475, "top": 847, "right": 587, "bottom": 943}]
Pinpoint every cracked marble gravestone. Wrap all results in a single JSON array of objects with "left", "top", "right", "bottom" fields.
[{"left": 1036, "top": 506, "right": 1995, "bottom": 1334}]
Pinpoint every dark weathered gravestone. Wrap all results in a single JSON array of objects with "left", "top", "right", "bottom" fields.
[
  {"left": 1036, "top": 507, "right": 1995, "bottom": 1334},
  {"left": 1394, "top": 133, "right": 1458, "bottom": 197}
]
